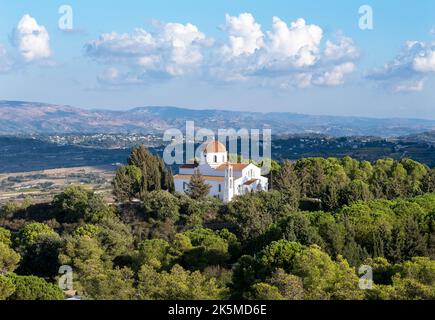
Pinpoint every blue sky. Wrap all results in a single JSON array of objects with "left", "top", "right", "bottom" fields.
[{"left": 0, "top": 0, "right": 434, "bottom": 119}]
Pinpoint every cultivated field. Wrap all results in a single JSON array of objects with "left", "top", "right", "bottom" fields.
[{"left": 0, "top": 166, "right": 116, "bottom": 204}]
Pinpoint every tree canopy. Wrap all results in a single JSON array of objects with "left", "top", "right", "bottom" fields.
[{"left": 0, "top": 155, "right": 433, "bottom": 300}]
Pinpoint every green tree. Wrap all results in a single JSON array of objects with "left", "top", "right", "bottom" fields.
[
  {"left": 369, "top": 257, "right": 435, "bottom": 300},
  {"left": 74, "top": 224, "right": 100, "bottom": 238},
  {"left": 231, "top": 255, "right": 265, "bottom": 299},
  {"left": 79, "top": 267, "right": 136, "bottom": 300},
  {"left": 96, "top": 216, "right": 134, "bottom": 262},
  {"left": 16, "top": 223, "right": 60, "bottom": 248},
  {"left": 53, "top": 185, "right": 109, "bottom": 222},
  {"left": 0, "top": 275, "right": 15, "bottom": 300},
  {"left": 112, "top": 165, "right": 143, "bottom": 202},
  {"left": 0, "top": 228, "right": 12, "bottom": 246},
  {"left": 422, "top": 168, "right": 435, "bottom": 193},
  {"left": 250, "top": 283, "right": 284, "bottom": 300},
  {"left": 267, "top": 268, "right": 305, "bottom": 300},
  {"left": 363, "top": 257, "right": 393, "bottom": 285},
  {"left": 161, "top": 167, "right": 175, "bottom": 193},
  {"left": 0, "top": 242, "right": 20, "bottom": 275},
  {"left": 260, "top": 212, "right": 323, "bottom": 249},
  {"left": 138, "top": 239, "right": 177, "bottom": 270},
  {"left": 274, "top": 160, "right": 301, "bottom": 210},
  {"left": 177, "top": 193, "right": 220, "bottom": 228},
  {"left": 59, "top": 234, "right": 133, "bottom": 299},
  {"left": 59, "top": 235, "right": 106, "bottom": 286},
  {"left": 137, "top": 264, "right": 226, "bottom": 300},
  {"left": 180, "top": 228, "right": 232, "bottom": 270},
  {"left": 142, "top": 190, "right": 180, "bottom": 222},
  {"left": 341, "top": 220, "right": 369, "bottom": 266},
  {"left": 343, "top": 179, "right": 372, "bottom": 204},
  {"left": 309, "top": 211, "right": 345, "bottom": 258},
  {"left": 128, "top": 145, "right": 174, "bottom": 193},
  {"left": 7, "top": 274, "right": 64, "bottom": 300},
  {"left": 185, "top": 170, "right": 212, "bottom": 200},
  {"left": 0, "top": 202, "right": 20, "bottom": 219},
  {"left": 16, "top": 235, "right": 62, "bottom": 279},
  {"left": 370, "top": 158, "right": 395, "bottom": 198},
  {"left": 257, "top": 240, "right": 304, "bottom": 274},
  {"left": 401, "top": 159, "right": 428, "bottom": 196},
  {"left": 402, "top": 216, "right": 428, "bottom": 260},
  {"left": 292, "top": 245, "right": 363, "bottom": 300},
  {"left": 224, "top": 193, "right": 273, "bottom": 243}
]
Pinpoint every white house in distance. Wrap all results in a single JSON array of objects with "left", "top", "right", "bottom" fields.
[{"left": 174, "top": 140, "right": 269, "bottom": 203}]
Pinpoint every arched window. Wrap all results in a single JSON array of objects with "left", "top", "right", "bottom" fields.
[
  {"left": 214, "top": 155, "right": 217, "bottom": 163},
  {"left": 218, "top": 184, "right": 222, "bottom": 192}
]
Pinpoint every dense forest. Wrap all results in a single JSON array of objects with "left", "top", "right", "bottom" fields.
[{"left": 0, "top": 146, "right": 434, "bottom": 300}]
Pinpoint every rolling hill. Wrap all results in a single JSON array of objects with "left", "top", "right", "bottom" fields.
[{"left": 1, "top": 100, "right": 435, "bottom": 137}]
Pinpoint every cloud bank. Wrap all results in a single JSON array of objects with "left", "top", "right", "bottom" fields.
[
  {"left": 86, "top": 13, "right": 359, "bottom": 88},
  {"left": 85, "top": 21, "right": 213, "bottom": 82}
]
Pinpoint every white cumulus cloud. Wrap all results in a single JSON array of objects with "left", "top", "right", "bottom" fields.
[
  {"left": 86, "top": 22, "right": 212, "bottom": 78},
  {"left": 314, "top": 62, "right": 356, "bottom": 86},
  {"left": 211, "top": 14, "right": 357, "bottom": 88},
  {"left": 324, "top": 35, "right": 359, "bottom": 62},
  {"left": 86, "top": 14, "right": 358, "bottom": 88},
  {"left": 367, "top": 41, "right": 435, "bottom": 92},
  {"left": 220, "top": 13, "right": 264, "bottom": 58},
  {"left": 265, "top": 17, "right": 323, "bottom": 68},
  {"left": 413, "top": 50, "right": 435, "bottom": 73},
  {"left": 12, "top": 14, "right": 51, "bottom": 62}
]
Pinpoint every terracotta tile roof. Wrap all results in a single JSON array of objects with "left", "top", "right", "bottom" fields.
[
  {"left": 174, "top": 174, "right": 225, "bottom": 181},
  {"left": 180, "top": 163, "right": 199, "bottom": 169},
  {"left": 203, "top": 140, "right": 227, "bottom": 153},
  {"left": 216, "top": 163, "right": 250, "bottom": 171},
  {"left": 244, "top": 179, "right": 259, "bottom": 186}
]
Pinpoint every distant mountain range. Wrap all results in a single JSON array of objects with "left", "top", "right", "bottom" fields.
[{"left": 1, "top": 100, "right": 435, "bottom": 137}]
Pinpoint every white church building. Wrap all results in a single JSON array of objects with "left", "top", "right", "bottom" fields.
[{"left": 174, "top": 140, "right": 269, "bottom": 203}]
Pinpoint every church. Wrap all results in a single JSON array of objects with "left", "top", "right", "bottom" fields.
[{"left": 174, "top": 140, "right": 269, "bottom": 203}]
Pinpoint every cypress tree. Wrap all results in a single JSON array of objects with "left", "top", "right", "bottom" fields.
[
  {"left": 402, "top": 216, "right": 427, "bottom": 260},
  {"left": 274, "top": 160, "right": 301, "bottom": 210}
]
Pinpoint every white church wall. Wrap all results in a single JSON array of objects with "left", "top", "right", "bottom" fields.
[{"left": 174, "top": 177, "right": 224, "bottom": 200}]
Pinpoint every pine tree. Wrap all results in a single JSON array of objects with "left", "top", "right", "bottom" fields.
[
  {"left": 274, "top": 160, "right": 301, "bottom": 210},
  {"left": 386, "top": 225, "right": 404, "bottom": 263},
  {"left": 422, "top": 168, "right": 435, "bottom": 193},
  {"left": 112, "top": 165, "right": 142, "bottom": 201},
  {"left": 186, "top": 170, "right": 211, "bottom": 200},
  {"left": 402, "top": 216, "right": 427, "bottom": 260},
  {"left": 342, "top": 220, "right": 367, "bottom": 266}
]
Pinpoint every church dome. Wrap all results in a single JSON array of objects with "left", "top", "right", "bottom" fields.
[{"left": 203, "top": 140, "right": 227, "bottom": 153}]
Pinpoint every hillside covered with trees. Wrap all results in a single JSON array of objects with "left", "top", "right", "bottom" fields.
[{"left": 0, "top": 146, "right": 434, "bottom": 300}]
